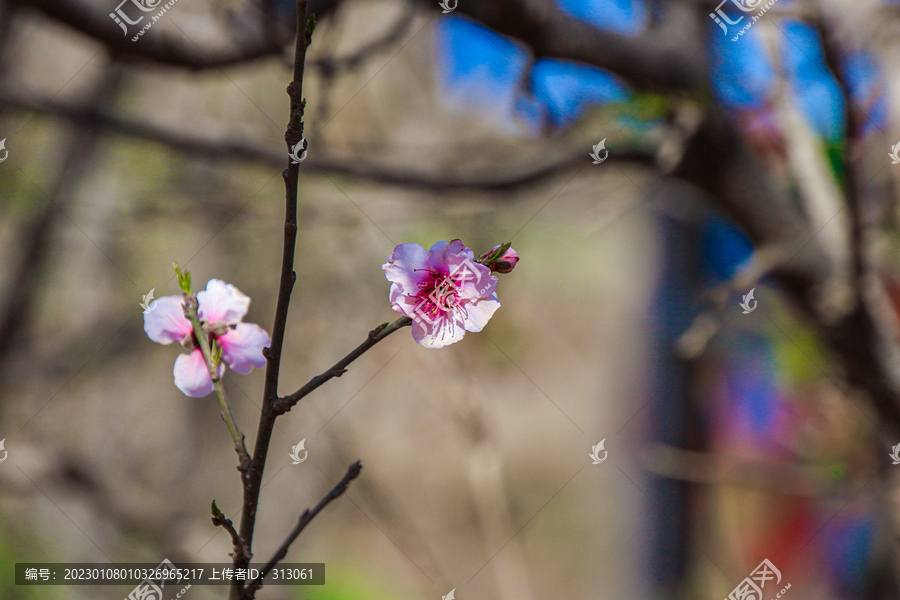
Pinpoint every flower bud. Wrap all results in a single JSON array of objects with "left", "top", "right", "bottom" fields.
[{"left": 487, "top": 245, "right": 519, "bottom": 273}]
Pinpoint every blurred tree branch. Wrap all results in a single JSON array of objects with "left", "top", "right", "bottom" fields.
[
  {"left": 309, "top": 0, "right": 416, "bottom": 76},
  {"left": 4, "top": 0, "right": 342, "bottom": 69},
  {"left": 0, "top": 57, "right": 124, "bottom": 363},
  {"left": 0, "top": 89, "right": 655, "bottom": 190}
]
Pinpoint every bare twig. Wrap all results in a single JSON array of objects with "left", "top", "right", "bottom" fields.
[
  {"left": 275, "top": 316, "right": 412, "bottom": 413},
  {"left": 211, "top": 500, "right": 250, "bottom": 563},
  {"left": 243, "top": 461, "right": 362, "bottom": 597}
]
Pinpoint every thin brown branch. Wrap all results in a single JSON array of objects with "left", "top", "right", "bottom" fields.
[
  {"left": 243, "top": 461, "right": 363, "bottom": 597},
  {"left": 275, "top": 316, "right": 412, "bottom": 414},
  {"left": 211, "top": 500, "right": 250, "bottom": 563},
  {"left": 234, "top": 2, "right": 312, "bottom": 597}
]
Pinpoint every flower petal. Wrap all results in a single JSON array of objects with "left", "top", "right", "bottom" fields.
[
  {"left": 143, "top": 295, "right": 191, "bottom": 344},
  {"left": 173, "top": 349, "right": 223, "bottom": 398},
  {"left": 428, "top": 239, "right": 470, "bottom": 273},
  {"left": 388, "top": 282, "right": 419, "bottom": 318},
  {"left": 462, "top": 295, "right": 501, "bottom": 332},
  {"left": 198, "top": 279, "right": 250, "bottom": 325},
  {"left": 411, "top": 310, "right": 467, "bottom": 348},
  {"left": 446, "top": 254, "right": 496, "bottom": 300},
  {"left": 383, "top": 243, "right": 431, "bottom": 295},
  {"left": 219, "top": 323, "right": 271, "bottom": 374}
]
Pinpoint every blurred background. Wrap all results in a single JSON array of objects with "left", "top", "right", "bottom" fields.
[{"left": 1, "top": 0, "right": 900, "bottom": 598}]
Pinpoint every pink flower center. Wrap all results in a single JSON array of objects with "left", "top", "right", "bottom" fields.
[{"left": 413, "top": 271, "right": 460, "bottom": 317}]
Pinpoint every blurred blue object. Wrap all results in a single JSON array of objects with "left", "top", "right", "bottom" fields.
[
  {"left": 435, "top": 16, "right": 532, "bottom": 131},
  {"left": 710, "top": 26, "right": 776, "bottom": 108},
  {"left": 435, "top": 0, "right": 885, "bottom": 143},
  {"left": 842, "top": 51, "right": 887, "bottom": 132},
  {"left": 724, "top": 334, "right": 781, "bottom": 439},
  {"left": 780, "top": 21, "right": 845, "bottom": 141},
  {"left": 821, "top": 512, "right": 876, "bottom": 598},
  {"left": 554, "top": 0, "right": 647, "bottom": 35},
  {"left": 530, "top": 60, "right": 631, "bottom": 128},
  {"left": 435, "top": 0, "right": 640, "bottom": 133},
  {"left": 700, "top": 215, "right": 754, "bottom": 284}
]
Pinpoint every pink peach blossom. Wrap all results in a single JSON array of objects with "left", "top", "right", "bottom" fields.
[
  {"left": 383, "top": 240, "right": 500, "bottom": 348},
  {"left": 144, "top": 279, "right": 271, "bottom": 397}
]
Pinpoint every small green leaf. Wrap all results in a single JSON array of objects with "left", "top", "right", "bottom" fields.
[
  {"left": 486, "top": 242, "right": 511, "bottom": 263},
  {"left": 173, "top": 263, "right": 192, "bottom": 294},
  {"left": 307, "top": 14, "right": 316, "bottom": 36},
  {"left": 211, "top": 500, "right": 223, "bottom": 518}
]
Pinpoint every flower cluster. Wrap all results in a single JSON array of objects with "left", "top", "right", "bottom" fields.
[
  {"left": 146, "top": 241, "right": 517, "bottom": 396},
  {"left": 144, "top": 279, "right": 270, "bottom": 397}
]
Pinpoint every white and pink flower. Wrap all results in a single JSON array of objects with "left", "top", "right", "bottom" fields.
[
  {"left": 143, "top": 279, "right": 271, "bottom": 397},
  {"left": 383, "top": 240, "right": 504, "bottom": 348}
]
